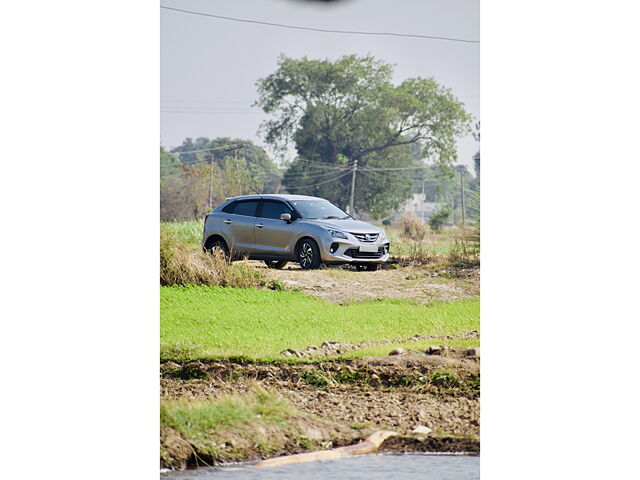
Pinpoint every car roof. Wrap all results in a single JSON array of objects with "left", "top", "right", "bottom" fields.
[{"left": 224, "top": 194, "right": 325, "bottom": 202}]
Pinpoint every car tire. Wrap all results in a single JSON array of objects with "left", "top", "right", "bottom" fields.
[
  {"left": 206, "top": 238, "right": 229, "bottom": 258},
  {"left": 264, "top": 260, "right": 288, "bottom": 269},
  {"left": 298, "top": 239, "right": 321, "bottom": 270},
  {"left": 356, "top": 263, "right": 379, "bottom": 272}
]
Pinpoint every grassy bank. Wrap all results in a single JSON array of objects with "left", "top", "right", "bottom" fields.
[
  {"left": 160, "top": 388, "right": 480, "bottom": 469},
  {"left": 161, "top": 286, "right": 479, "bottom": 361},
  {"left": 161, "top": 391, "right": 336, "bottom": 468}
]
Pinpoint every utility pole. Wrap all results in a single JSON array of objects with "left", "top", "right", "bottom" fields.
[
  {"left": 208, "top": 153, "right": 215, "bottom": 209},
  {"left": 460, "top": 169, "right": 466, "bottom": 228},
  {"left": 349, "top": 159, "right": 358, "bottom": 216},
  {"left": 234, "top": 148, "right": 240, "bottom": 194},
  {"left": 206, "top": 144, "right": 243, "bottom": 209},
  {"left": 421, "top": 179, "right": 426, "bottom": 222}
]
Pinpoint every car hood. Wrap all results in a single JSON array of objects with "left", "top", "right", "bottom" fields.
[{"left": 307, "top": 218, "right": 382, "bottom": 234}]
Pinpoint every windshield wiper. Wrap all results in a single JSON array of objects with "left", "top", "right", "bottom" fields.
[{"left": 320, "top": 215, "right": 341, "bottom": 219}]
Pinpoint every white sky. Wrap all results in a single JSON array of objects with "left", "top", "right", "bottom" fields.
[{"left": 161, "top": 0, "right": 479, "bottom": 169}]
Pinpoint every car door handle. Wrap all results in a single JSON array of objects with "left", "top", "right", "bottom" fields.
[
  {"left": 223, "top": 219, "right": 232, "bottom": 224},
  {"left": 256, "top": 223, "right": 264, "bottom": 228}
]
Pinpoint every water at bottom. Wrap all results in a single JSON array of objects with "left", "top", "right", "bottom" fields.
[{"left": 161, "top": 453, "right": 479, "bottom": 480}]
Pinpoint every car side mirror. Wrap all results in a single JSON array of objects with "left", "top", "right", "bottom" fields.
[{"left": 280, "top": 213, "right": 292, "bottom": 223}]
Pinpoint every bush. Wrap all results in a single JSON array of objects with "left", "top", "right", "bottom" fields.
[
  {"left": 428, "top": 208, "right": 451, "bottom": 233},
  {"left": 398, "top": 216, "right": 427, "bottom": 241},
  {"left": 160, "top": 227, "right": 264, "bottom": 287}
]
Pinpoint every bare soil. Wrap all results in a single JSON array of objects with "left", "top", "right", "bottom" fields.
[
  {"left": 161, "top": 348, "right": 479, "bottom": 468},
  {"left": 257, "top": 261, "right": 479, "bottom": 303}
]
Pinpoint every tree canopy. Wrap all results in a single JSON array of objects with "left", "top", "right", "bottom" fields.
[
  {"left": 160, "top": 137, "right": 281, "bottom": 221},
  {"left": 256, "top": 54, "right": 471, "bottom": 218},
  {"left": 171, "top": 137, "right": 281, "bottom": 193}
]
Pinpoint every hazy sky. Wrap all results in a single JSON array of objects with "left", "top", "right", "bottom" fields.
[{"left": 161, "top": 0, "right": 479, "bottom": 168}]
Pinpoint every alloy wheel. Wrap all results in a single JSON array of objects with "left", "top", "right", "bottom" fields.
[{"left": 300, "top": 242, "right": 313, "bottom": 268}]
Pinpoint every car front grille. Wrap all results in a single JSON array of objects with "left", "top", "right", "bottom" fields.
[
  {"left": 344, "top": 248, "right": 384, "bottom": 259},
  {"left": 351, "top": 232, "right": 379, "bottom": 243}
]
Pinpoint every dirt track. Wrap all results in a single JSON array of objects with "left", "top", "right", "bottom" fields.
[{"left": 257, "top": 261, "right": 479, "bottom": 304}]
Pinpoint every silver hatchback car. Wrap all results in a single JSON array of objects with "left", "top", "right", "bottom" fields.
[{"left": 202, "top": 194, "right": 390, "bottom": 270}]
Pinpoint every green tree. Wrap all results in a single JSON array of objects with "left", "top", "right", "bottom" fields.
[
  {"left": 172, "top": 137, "right": 281, "bottom": 194},
  {"left": 160, "top": 138, "right": 282, "bottom": 221},
  {"left": 160, "top": 145, "right": 181, "bottom": 178},
  {"left": 256, "top": 54, "right": 471, "bottom": 218}
]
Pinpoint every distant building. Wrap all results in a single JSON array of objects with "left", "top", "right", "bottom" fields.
[{"left": 399, "top": 193, "right": 439, "bottom": 222}]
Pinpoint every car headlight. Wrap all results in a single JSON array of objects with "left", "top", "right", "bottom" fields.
[{"left": 326, "top": 228, "right": 348, "bottom": 239}]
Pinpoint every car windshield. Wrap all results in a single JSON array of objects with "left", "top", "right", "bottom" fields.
[{"left": 290, "top": 200, "right": 350, "bottom": 220}]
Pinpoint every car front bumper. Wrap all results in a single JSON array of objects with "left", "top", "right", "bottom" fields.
[{"left": 318, "top": 234, "right": 390, "bottom": 264}]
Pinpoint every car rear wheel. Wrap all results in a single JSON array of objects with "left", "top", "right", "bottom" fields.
[
  {"left": 298, "top": 239, "right": 321, "bottom": 270},
  {"left": 264, "top": 260, "right": 288, "bottom": 269},
  {"left": 355, "top": 263, "right": 379, "bottom": 272},
  {"left": 206, "top": 238, "right": 229, "bottom": 258}
]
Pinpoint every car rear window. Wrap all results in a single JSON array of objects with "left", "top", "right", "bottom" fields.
[
  {"left": 230, "top": 200, "right": 259, "bottom": 217},
  {"left": 260, "top": 200, "right": 292, "bottom": 220}
]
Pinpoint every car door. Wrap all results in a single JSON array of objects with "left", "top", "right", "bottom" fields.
[
  {"left": 254, "top": 200, "right": 295, "bottom": 256},
  {"left": 221, "top": 199, "right": 259, "bottom": 253}
]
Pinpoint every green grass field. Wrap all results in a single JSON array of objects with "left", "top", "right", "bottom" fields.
[{"left": 161, "top": 286, "right": 479, "bottom": 361}]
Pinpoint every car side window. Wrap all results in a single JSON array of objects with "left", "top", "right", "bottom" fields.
[
  {"left": 260, "top": 200, "right": 292, "bottom": 220},
  {"left": 231, "top": 200, "right": 259, "bottom": 217},
  {"left": 221, "top": 202, "right": 236, "bottom": 213}
]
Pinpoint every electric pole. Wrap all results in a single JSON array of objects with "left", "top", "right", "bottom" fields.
[
  {"left": 460, "top": 168, "right": 466, "bottom": 228},
  {"left": 421, "top": 179, "right": 426, "bottom": 222},
  {"left": 234, "top": 147, "right": 240, "bottom": 194},
  {"left": 208, "top": 153, "right": 215, "bottom": 209},
  {"left": 349, "top": 159, "right": 358, "bottom": 216},
  {"left": 206, "top": 144, "right": 243, "bottom": 209}
]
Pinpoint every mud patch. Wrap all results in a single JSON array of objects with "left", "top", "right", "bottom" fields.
[{"left": 381, "top": 434, "right": 480, "bottom": 454}]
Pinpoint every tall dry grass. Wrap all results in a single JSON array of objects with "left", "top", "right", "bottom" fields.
[
  {"left": 397, "top": 215, "right": 428, "bottom": 241},
  {"left": 390, "top": 214, "right": 479, "bottom": 267},
  {"left": 160, "top": 228, "right": 264, "bottom": 287},
  {"left": 393, "top": 241, "right": 479, "bottom": 267}
]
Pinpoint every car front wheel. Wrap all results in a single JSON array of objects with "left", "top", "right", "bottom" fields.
[
  {"left": 265, "top": 260, "right": 288, "bottom": 269},
  {"left": 298, "top": 239, "right": 321, "bottom": 270},
  {"left": 355, "top": 263, "right": 379, "bottom": 272}
]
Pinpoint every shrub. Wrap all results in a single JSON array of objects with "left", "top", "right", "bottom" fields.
[{"left": 428, "top": 208, "right": 451, "bottom": 233}]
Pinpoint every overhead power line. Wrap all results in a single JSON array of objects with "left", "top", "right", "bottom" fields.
[
  {"left": 160, "top": 6, "right": 480, "bottom": 44},
  {"left": 358, "top": 165, "right": 435, "bottom": 172},
  {"left": 164, "top": 144, "right": 245, "bottom": 156},
  {"left": 294, "top": 171, "right": 352, "bottom": 188}
]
